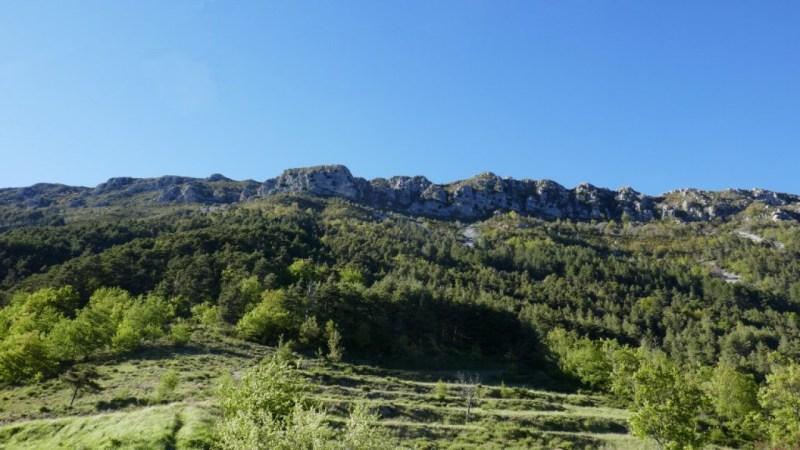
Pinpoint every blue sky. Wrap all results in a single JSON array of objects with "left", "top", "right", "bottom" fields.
[{"left": 1, "top": 1, "right": 798, "bottom": 195}]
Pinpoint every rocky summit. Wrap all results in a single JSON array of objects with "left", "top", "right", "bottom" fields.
[{"left": 1, "top": 164, "right": 799, "bottom": 222}]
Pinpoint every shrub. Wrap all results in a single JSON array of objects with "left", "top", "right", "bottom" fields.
[
  {"left": 500, "top": 381, "right": 512, "bottom": 399},
  {"left": 299, "top": 316, "right": 321, "bottom": 347},
  {"left": 169, "top": 321, "right": 192, "bottom": 346},
  {"left": 155, "top": 369, "right": 179, "bottom": 403},
  {"left": 191, "top": 302, "right": 222, "bottom": 328},
  {"left": 325, "top": 320, "right": 344, "bottom": 362},
  {"left": 433, "top": 380, "right": 448, "bottom": 401},
  {"left": 217, "top": 354, "right": 387, "bottom": 449}
]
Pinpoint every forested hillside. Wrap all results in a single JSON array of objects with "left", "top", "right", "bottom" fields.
[{"left": 1, "top": 186, "right": 799, "bottom": 449}]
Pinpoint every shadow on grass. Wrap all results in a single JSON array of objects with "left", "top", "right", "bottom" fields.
[
  {"left": 92, "top": 331, "right": 271, "bottom": 368},
  {"left": 95, "top": 396, "right": 148, "bottom": 411}
]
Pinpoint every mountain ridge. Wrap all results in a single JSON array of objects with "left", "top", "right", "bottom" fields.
[{"left": 2, "top": 164, "right": 799, "bottom": 222}]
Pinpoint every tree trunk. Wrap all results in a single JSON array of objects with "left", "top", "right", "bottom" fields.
[{"left": 69, "top": 386, "right": 78, "bottom": 408}]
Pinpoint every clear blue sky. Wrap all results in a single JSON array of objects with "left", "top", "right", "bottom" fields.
[{"left": 1, "top": 1, "right": 798, "bottom": 195}]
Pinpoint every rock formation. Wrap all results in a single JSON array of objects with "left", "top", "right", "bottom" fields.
[{"left": 1, "top": 164, "right": 798, "bottom": 223}]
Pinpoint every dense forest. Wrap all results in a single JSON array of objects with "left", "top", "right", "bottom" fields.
[{"left": 1, "top": 193, "right": 799, "bottom": 449}]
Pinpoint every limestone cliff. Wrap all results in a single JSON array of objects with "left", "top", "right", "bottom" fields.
[{"left": 1, "top": 164, "right": 798, "bottom": 222}]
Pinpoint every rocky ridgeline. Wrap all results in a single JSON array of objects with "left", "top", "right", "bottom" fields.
[{"left": 2, "top": 165, "right": 799, "bottom": 222}]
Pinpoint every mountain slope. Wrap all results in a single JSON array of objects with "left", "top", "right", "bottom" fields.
[{"left": 1, "top": 168, "right": 799, "bottom": 448}]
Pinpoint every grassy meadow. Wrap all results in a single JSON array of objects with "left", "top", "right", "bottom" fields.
[{"left": 0, "top": 329, "right": 645, "bottom": 449}]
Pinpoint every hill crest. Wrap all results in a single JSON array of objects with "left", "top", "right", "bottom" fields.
[{"left": 2, "top": 164, "right": 798, "bottom": 222}]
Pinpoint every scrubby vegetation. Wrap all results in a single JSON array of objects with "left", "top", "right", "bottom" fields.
[{"left": 0, "top": 194, "right": 799, "bottom": 448}]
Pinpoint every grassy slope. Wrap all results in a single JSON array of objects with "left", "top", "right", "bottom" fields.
[
  {"left": 0, "top": 330, "right": 646, "bottom": 449},
  {"left": 0, "top": 404, "right": 216, "bottom": 450},
  {"left": 305, "top": 366, "right": 640, "bottom": 449}
]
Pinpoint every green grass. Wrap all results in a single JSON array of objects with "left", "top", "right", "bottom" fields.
[
  {"left": 298, "top": 358, "right": 640, "bottom": 448},
  {"left": 0, "top": 330, "right": 268, "bottom": 425},
  {"left": 0, "top": 330, "right": 647, "bottom": 449},
  {"left": 0, "top": 403, "right": 214, "bottom": 450}
]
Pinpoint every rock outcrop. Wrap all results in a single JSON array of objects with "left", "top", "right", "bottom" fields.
[
  {"left": 1, "top": 165, "right": 798, "bottom": 223},
  {"left": 259, "top": 165, "right": 360, "bottom": 200}
]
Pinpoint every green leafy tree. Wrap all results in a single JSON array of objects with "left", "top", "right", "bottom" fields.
[
  {"left": 191, "top": 302, "right": 221, "bottom": 328},
  {"left": 703, "top": 362, "right": 761, "bottom": 444},
  {"left": 219, "top": 274, "right": 262, "bottom": 324},
  {"left": 546, "top": 328, "right": 612, "bottom": 389},
  {"left": 48, "top": 287, "right": 134, "bottom": 360},
  {"left": 18, "top": 287, "right": 80, "bottom": 319},
  {"left": 112, "top": 294, "right": 173, "bottom": 352},
  {"left": 607, "top": 344, "right": 641, "bottom": 403},
  {"left": 0, "top": 331, "right": 58, "bottom": 384},
  {"left": 47, "top": 318, "right": 89, "bottom": 362},
  {"left": 289, "top": 259, "right": 319, "bottom": 284},
  {"left": 62, "top": 366, "right": 102, "bottom": 408},
  {"left": 630, "top": 359, "right": 707, "bottom": 450},
  {"left": 218, "top": 403, "right": 331, "bottom": 450},
  {"left": 758, "top": 362, "right": 800, "bottom": 447},
  {"left": 567, "top": 340, "right": 612, "bottom": 389},
  {"left": 4, "top": 287, "right": 79, "bottom": 338},
  {"left": 339, "top": 266, "right": 366, "bottom": 285},
  {"left": 237, "top": 290, "right": 294, "bottom": 344},
  {"left": 273, "top": 335, "right": 295, "bottom": 363},
  {"left": 219, "top": 356, "right": 307, "bottom": 422}
]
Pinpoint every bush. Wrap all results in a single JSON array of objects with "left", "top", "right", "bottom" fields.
[
  {"left": 325, "top": 320, "right": 344, "bottom": 362},
  {"left": 342, "top": 402, "right": 390, "bottom": 450},
  {"left": 217, "top": 354, "right": 388, "bottom": 449},
  {"left": 169, "top": 321, "right": 192, "bottom": 346},
  {"left": 299, "top": 316, "right": 321, "bottom": 347},
  {"left": 155, "top": 369, "right": 179, "bottom": 403},
  {"left": 191, "top": 302, "right": 222, "bottom": 328},
  {"left": 500, "top": 381, "right": 512, "bottom": 399},
  {"left": 273, "top": 336, "right": 295, "bottom": 363},
  {"left": 433, "top": 380, "right": 448, "bottom": 401}
]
